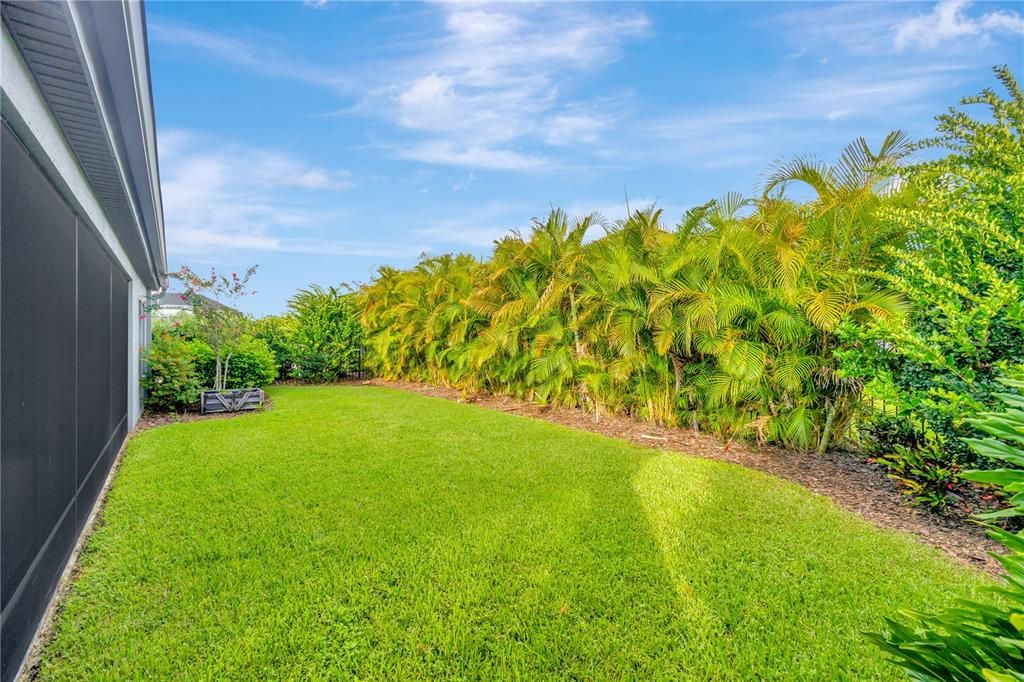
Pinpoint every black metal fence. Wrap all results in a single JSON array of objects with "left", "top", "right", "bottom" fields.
[
  {"left": 347, "top": 346, "right": 369, "bottom": 380},
  {"left": 1, "top": 123, "right": 130, "bottom": 681}
]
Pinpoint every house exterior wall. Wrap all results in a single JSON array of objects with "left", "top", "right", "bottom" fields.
[
  {"left": 1, "top": 9, "right": 161, "bottom": 679},
  {"left": 1, "top": 23, "right": 147, "bottom": 425}
]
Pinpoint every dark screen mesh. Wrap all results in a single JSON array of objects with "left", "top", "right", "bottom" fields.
[{"left": 1, "top": 124, "right": 132, "bottom": 681}]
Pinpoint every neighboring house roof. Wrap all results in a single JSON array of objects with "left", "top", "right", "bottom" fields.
[
  {"left": 1, "top": 0, "right": 166, "bottom": 290},
  {"left": 156, "top": 291, "right": 238, "bottom": 313},
  {"left": 154, "top": 291, "right": 193, "bottom": 310}
]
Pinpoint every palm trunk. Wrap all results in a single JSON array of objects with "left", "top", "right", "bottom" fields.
[
  {"left": 670, "top": 352, "right": 685, "bottom": 392},
  {"left": 569, "top": 289, "right": 583, "bottom": 358},
  {"left": 817, "top": 400, "right": 837, "bottom": 454}
]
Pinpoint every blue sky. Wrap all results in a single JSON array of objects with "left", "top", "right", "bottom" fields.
[{"left": 148, "top": 0, "right": 1024, "bottom": 316}]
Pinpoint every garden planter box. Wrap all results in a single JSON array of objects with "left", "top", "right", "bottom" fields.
[{"left": 201, "top": 388, "right": 265, "bottom": 414}]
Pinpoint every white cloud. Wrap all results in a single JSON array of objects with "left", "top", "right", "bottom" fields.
[
  {"left": 544, "top": 113, "right": 609, "bottom": 146},
  {"left": 562, "top": 197, "right": 682, "bottom": 234},
  {"left": 414, "top": 198, "right": 687, "bottom": 251},
  {"left": 445, "top": 8, "right": 523, "bottom": 43},
  {"left": 643, "top": 65, "right": 966, "bottom": 169},
  {"left": 453, "top": 171, "right": 476, "bottom": 192},
  {"left": 396, "top": 140, "right": 547, "bottom": 171},
  {"left": 894, "top": 0, "right": 1024, "bottom": 49},
  {"left": 775, "top": 4, "right": 905, "bottom": 56},
  {"left": 359, "top": 4, "right": 650, "bottom": 169},
  {"left": 777, "top": 0, "right": 1024, "bottom": 55},
  {"left": 158, "top": 129, "right": 416, "bottom": 259},
  {"left": 150, "top": 7, "right": 650, "bottom": 172},
  {"left": 412, "top": 202, "right": 530, "bottom": 248},
  {"left": 149, "top": 20, "right": 351, "bottom": 92},
  {"left": 277, "top": 239, "right": 422, "bottom": 258},
  {"left": 243, "top": 149, "right": 354, "bottom": 191}
]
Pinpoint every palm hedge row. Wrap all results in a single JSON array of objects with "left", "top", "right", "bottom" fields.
[
  {"left": 357, "top": 133, "right": 915, "bottom": 452},
  {"left": 356, "top": 68, "right": 1021, "bottom": 455}
]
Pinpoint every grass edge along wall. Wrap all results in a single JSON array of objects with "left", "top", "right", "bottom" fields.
[
  {"left": 0, "top": 4, "right": 167, "bottom": 680},
  {"left": 38, "top": 386, "right": 991, "bottom": 680}
]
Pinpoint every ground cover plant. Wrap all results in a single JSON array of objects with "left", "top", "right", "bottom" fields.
[
  {"left": 871, "top": 380, "right": 1024, "bottom": 679},
  {"left": 40, "top": 386, "right": 989, "bottom": 680}
]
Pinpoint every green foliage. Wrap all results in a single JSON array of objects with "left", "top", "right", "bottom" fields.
[
  {"left": 253, "top": 315, "right": 298, "bottom": 379},
  {"left": 870, "top": 379, "right": 1024, "bottom": 680},
  {"left": 190, "top": 336, "right": 278, "bottom": 389},
  {"left": 877, "top": 440, "right": 960, "bottom": 510},
  {"left": 142, "top": 330, "right": 201, "bottom": 411},
  {"left": 41, "top": 386, "right": 988, "bottom": 679},
  {"left": 171, "top": 265, "right": 259, "bottom": 391},
  {"left": 287, "top": 285, "right": 364, "bottom": 382},
  {"left": 841, "top": 66, "right": 1024, "bottom": 503},
  {"left": 157, "top": 314, "right": 201, "bottom": 342},
  {"left": 357, "top": 130, "right": 913, "bottom": 449}
]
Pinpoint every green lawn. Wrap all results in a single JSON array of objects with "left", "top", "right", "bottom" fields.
[{"left": 41, "top": 386, "right": 989, "bottom": 680}]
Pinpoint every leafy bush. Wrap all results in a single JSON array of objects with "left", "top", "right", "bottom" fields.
[
  {"left": 157, "top": 314, "right": 201, "bottom": 342},
  {"left": 142, "top": 330, "right": 202, "bottom": 411},
  {"left": 876, "top": 440, "right": 960, "bottom": 510},
  {"left": 356, "top": 131, "right": 912, "bottom": 449},
  {"left": 352, "top": 67, "right": 1019, "bottom": 466},
  {"left": 253, "top": 315, "right": 298, "bottom": 380},
  {"left": 190, "top": 336, "right": 278, "bottom": 389},
  {"left": 841, "top": 66, "right": 1024, "bottom": 504},
  {"left": 870, "top": 379, "right": 1024, "bottom": 679},
  {"left": 288, "top": 285, "right": 364, "bottom": 382},
  {"left": 172, "top": 265, "right": 259, "bottom": 391}
]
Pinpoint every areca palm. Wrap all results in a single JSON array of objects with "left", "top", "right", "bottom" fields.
[{"left": 356, "top": 133, "right": 914, "bottom": 450}]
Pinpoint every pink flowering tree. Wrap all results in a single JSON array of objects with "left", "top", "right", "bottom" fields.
[{"left": 171, "top": 265, "right": 258, "bottom": 391}]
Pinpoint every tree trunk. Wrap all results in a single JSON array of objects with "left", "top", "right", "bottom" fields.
[
  {"left": 569, "top": 290, "right": 584, "bottom": 358},
  {"left": 670, "top": 353, "right": 684, "bottom": 392},
  {"left": 817, "top": 400, "right": 837, "bottom": 455},
  {"left": 223, "top": 352, "right": 233, "bottom": 390},
  {"left": 214, "top": 355, "right": 223, "bottom": 391}
]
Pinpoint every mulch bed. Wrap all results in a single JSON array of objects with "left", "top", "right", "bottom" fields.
[
  {"left": 368, "top": 378, "right": 1003, "bottom": 576},
  {"left": 135, "top": 397, "right": 273, "bottom": 433}
]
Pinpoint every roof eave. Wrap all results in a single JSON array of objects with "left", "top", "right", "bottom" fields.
[{"left": 2, "top": 0, "right": 166, "bottom": 290}]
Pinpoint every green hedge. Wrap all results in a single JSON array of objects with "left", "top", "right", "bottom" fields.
[
  {"left": 143, "top": 326, "right": 279, "bottom": 413},
  {"left": 189, "top": 336, "right": 278, "bottom": 390},
  {"left": 142, "top": 330, "right": 202, "bottom": 411}
]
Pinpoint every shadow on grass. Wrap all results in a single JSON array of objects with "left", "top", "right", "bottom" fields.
[{"left": 38, "top": 386, "right": 986, "bottom": 681}]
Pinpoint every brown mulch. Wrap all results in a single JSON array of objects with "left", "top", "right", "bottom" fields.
[
  {"left": 134, "top": 397, "right": 273, "bottom": 433},
  {"left": 368, "top": 378, "right": 1003, "bottom": 576}
]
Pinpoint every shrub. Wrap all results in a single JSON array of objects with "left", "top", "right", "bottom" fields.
[
  {"left": 172, "top": 265, "right": 259, "bottom": 391},
  {"left": 876, "top": 440, "right": 960, "bottom": 510},
  {"left": 156, "top": 314, "right": 201, "bottom": 342},
  {"left": 840, "top": 66, "right": 1024, "bottom": 504},
  {"left": 870, "top": 379, "right": 1024, "bottom": 679},
  {"left": 288, "top": 285, "right": 364, "bottom": 382},
  {"left": 253, "top": 315, "right": 298, "bottom": 380},
  {"left": 142, "top": 330, "right": 202, "bottom": 411},
  {"left": 190, "top": 336, "right": 278, "bottom": 389},
  {"left": 356, "top": 136, "right": 912, "bottom": 448}
]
